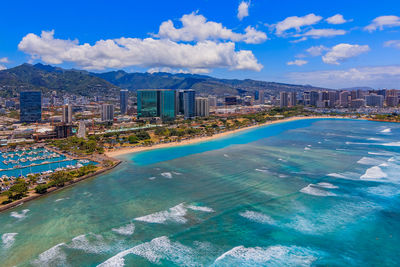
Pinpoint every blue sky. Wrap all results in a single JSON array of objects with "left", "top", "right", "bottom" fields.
[{"left": 1, "top": 0, "right": 400, "bottom": 88}]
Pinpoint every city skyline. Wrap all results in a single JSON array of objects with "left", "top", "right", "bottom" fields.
[{"left": 0, "top": 0, "right": 400, "bottom": 89}]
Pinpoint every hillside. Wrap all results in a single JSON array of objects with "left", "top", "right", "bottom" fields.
[
  {"left": 0, "top": 63, "right": 119, "bottom": 97},
  {"left": 0, "top": 63, "right": 331, "bottom": 97},
  {"left": 93, "top": 71, "right": 330, "bottom": 96}
]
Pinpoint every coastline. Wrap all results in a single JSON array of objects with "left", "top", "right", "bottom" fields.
[
  {"left": 105, "top": 115, "right": 348, "bottom": 158},
  {"left": 0, "top": 115, "right": 347, "bottom": 213},
  {"left": 0, "top": 158, "right": 121, "bottom": 213}
]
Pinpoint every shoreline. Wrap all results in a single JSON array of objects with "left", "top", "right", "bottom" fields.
[
  {"left": 105, "top": 115, "right": 349, "bottom": 158},
  {"left": 0, "top": 158, "right": 121, "bottom": 213}
]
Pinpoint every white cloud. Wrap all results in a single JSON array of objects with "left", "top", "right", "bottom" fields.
[
  {"left": 237, "top": 1, "right": 250, "bottom": 21},
  {"left": 0, "top": 57, "right": 9, "bottom": 63},
  {"left": 18, "top": 30, "right": 263, "bottom": 72},
  {"left": 384, "top": 40, "right": 400, "bottom": 49},
  {"left": 322, "top": 43, "right": 370, "bottom": 65},
  {"left": 326, "top": 14, "right": 349, "bottom": 25},
  {"left": 275, "top": 14, "right": 322, "bottom": 35},
  {"left": 300, "top": 28, "right": 346, "bottom": 38},
  {"left": 157, "top": 12, "right": 267, "bottom": 44},
  {"left": 287, "top": 59, "right": 308, "bottom": 66},
  {"left": 306, "top": 45, "right": 329, "bottom": 56},
  {"left": 287, "top": 65, "right": 400, "bottom": 88},
  {"left": 365, "top": 15, "right": 400, "bottom": 32},
  {"left": 0, "top": 64, "right": 6, "bottom": 71}
]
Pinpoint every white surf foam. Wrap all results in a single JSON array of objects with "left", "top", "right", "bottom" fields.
[
  {"left": 161, "top": 172, "right": 172, "bottom": 179},
  {"left": 223, "top": 154, "right": 230, "bottom": 158},
  {"left": 300, "top": 184, "right": 336, "bottom": 197},
  {"left": 135, "top": 203, "right": 187, "bottom": 224},
  {"left": 255, "top": 168, "right": 269, "bottom": 173},
  {"left": 360, "top": 166, "right": 387, "bottom": 180},
  {"left": 112, "top": 222, "right": 135, "bottom": 236},
  {"left": 10, "top": 209, "right": 30, "bottom": 219},
  {"left": 32, "top": 243, "right": 67, "bottom": 267},
  {"left": 214, "top": 245, "right": 318, "bottom": 266},
  {"left": 148, "top": 177, "right": 156, "bottom": 180},
  {"left": 316, "top": 182, "right": 338, "bottom": 189},
  {"left": 239, "top": 211, "right": 275, "bottom": 225},
  {"left": 381, "top": 128, "right": 391, "bottom": 133},
  {"left": 304, "top": 147, "right": 311, "bottom": 151},
  {"left": 187, "top": 205, "right": 214, "bottom": 213},
  {"left": 98, "top": 236, "right": 196, "bottom": 267},
  {"left": 1, "top": 233, "right": 18, "bottom": 249},
  {"left": 328, "top": 173, "right": 347, "bottom": 179},
  {"left": 172, "top": 171, "right": 182, "bottom": 175},
  {"left": 368, "top": 151, "right": 393, "bottom": 156},
  {"left": 357, "top": 157, "right": 385, "bottom": 165},
  {"left": 68, "top": 233, "right": 108, "bottom": 254},
  {"left": 382, "top": 142, "right": 400, "bottom": 147}
]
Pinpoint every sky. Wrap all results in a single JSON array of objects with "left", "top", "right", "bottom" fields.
[{"left": 1, "top": 0, "right": 400, "bottom": 89}]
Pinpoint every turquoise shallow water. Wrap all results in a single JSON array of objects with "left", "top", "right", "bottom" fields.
[{"left": 1, "top": 118, "right": 400, "bottom": 266}]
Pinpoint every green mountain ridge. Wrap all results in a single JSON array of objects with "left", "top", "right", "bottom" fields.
[{"left": 0, "top": 63, "right": 331, "bottom": 97}]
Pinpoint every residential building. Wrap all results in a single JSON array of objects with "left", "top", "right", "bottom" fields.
[
  {"left": 350, "top": 99, "right": 366, "bottom": 108},
  {"left": 120, "top": 89, "right": 129, "bottom": 114},
  {"left": 280, "top": 92, "right": 289, "bottom": 108},
  {"left": 77, "top": 121, "right": 86, "bottom": 138},
  {"left": 365, "top": 94, "right": 384, "bottom": 107},
  {"left": 20, "top": 91, "right": 42, "bottom": 123},
  {"left": 101, "top": 104, "right": 114, "bottom": 122},
  {"left": 208, "top": 96, "right": 217, "bottom": 107},
  {"left": 289, "top": 92, "right": 297, "bottom": 107},
  {"left": 339, "top": 91, "right": 350, "bottom": 107},
  {"left": 62, "top": 104, "right": 73, "bottom": 124},
  {"left": 195, "top": 97, "right": 210, "bottom": 117},
  {"left": 183, "top": 90, "right": 196, "bottom": 119}
]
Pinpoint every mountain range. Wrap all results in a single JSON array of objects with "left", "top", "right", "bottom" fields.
[{"left": 0, "top": 63, "right": 331, "bottom": 97}]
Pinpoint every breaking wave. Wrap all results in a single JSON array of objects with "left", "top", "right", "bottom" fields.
[
  {"left": 1, "top": 233, "right": 18, "bottom": 249},
  {"left": 112, "top": 223, "right": 135, "bottom": 236},
  {"left": 10, "top": 209, "right": 30, "bottom": 219},
  {"left": 239, "top": 210, "right": 275, "bottom": 225},
  {"left": 300, "top": 184, "right": 336, "bottom": 197}
]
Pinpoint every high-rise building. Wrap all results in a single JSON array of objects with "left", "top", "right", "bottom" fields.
[
  {"left": 183, "top": 90, "right": 196, "bottom": 119},
  {"left": 77, "top": 121, "right": 86, "bottom": 138},
  {"left": 310, "top": 91, "right": 319, "bottom": 106},
  {"left": 101, "top": 104, "right": 114, "bottom": 122},
  {"left": 120, "top": 89, "right": 129, "bottom": 114},
  {"left": 259, "top": 90, "right": 265, "bottom": 104},
  {"left": 328, "top": 91, "right": 338, "bottom": 107},
  {"left": 20, "top": 91, "right": 42, "bottom": 123},
  {"left": 137, "top": 89, "right": 177, "bottom": 121},
  {"left": 195, "top": 97, "right": 210, "bottom": 117},
  {"left": 178, "top": 91, "right": 185, "bottom": 114},
  {"left": 365, "top": 94, "right": 384, "bottom": 107},
  {"left": 208, "top": 96, "right": 217, "bottom": 107},
  {"left": 339, "top": 91, "right": 350, "bottom": 107},
  {"left": 62, "top": 104, "right": 73, "bottom": 124},
  {"left": 350, "top": 99, "right": 366, "bottom": 108},
  {"left": 280, "top": 92, "right": 289, "bottom": 108},
  {"left": 289, "top": 92, "right": 297, "bottom": 107},
  {"left": 225, "top": 96, "right": 237, "bottom": 106},
  {"left": 386, "top": 96, "right": 398, "bottom": 107}
]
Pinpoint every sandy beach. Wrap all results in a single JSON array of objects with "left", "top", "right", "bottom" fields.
[{"left": 106, "top": 116, "right": 347, "bottom": 157}]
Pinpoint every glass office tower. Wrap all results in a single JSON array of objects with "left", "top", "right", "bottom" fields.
[
  {"left": 159, "top": 90, "right": 176, "bottom": 121},
  {"left": 137, "top": 89, "right": 176, "bottom": 121},
  {"left": 137, "top": 90, "right": 159, "bottom": 118},
  {"left": 20, "top": 91, "right": 42, "bottom": 123},
  {"left": 183, "top": 90, "right": 196, "bottom": 119}
]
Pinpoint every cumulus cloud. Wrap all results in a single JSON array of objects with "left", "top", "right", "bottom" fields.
[
  {"left": 275, "top": 14, "right": 322, "bottom": 35},
  {"left": 287, "top": 59, "right": 308, "bottom": 66},
  {"left": 237, "top": 1, "right": 250, "bottom": 21},
  {"left": 18, "top": 30, "right": 263, "bottom": 72},
  {"left": 0, "top": 57, "right": 9, "bottom": 63},
  {"left": 287, "top": 65, "right": 400, "bottom": 88},
  {"left": 157, "top": 12, "right": 266, "bottom": 44},
  {"left": 306, "top": 45, "right": 329, "bottom": 56},
  {"left": 322, "top": 43, "right": 370, "bottom": 65},
  {"left": 326, "top": 14, "right": 349, "bottom": 25},
  {"left": 0, "top": 64, "right": 6, "bottom": 70},
  {"left": 365, "top": 15, "right": 400, "bottom": 32},
  {"left": 384, "top": 40, "right": 400, "bottom": 49}
]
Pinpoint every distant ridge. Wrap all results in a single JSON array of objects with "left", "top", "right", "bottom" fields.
[{"left": 0, "top": 63, "right": 331, "bottom": 97}]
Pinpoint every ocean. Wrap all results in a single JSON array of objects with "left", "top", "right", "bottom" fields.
[{"left": 1, "top": 118, "right": 399, "bottom": 266}]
